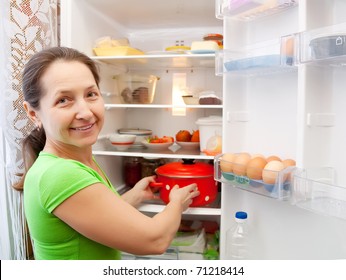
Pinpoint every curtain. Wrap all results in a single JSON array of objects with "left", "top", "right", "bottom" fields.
[{"left": 0, "top": 0, "right": 58, "bottom": 260}]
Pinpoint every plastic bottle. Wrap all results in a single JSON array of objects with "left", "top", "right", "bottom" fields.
[{"left": 226, "top": 211, "right": 249, "bottom": 260}]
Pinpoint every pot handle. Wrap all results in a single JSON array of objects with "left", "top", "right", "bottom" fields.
[{"left": 149, "top": 182, "right": 163, "bottom": 188}]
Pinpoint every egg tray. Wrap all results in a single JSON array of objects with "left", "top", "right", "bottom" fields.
[
  {"left": 214, "top": 154, "right": 295, "bottom": 200},
  {"left": 220, "top": 171, "right": 291, "bottom": 199}
]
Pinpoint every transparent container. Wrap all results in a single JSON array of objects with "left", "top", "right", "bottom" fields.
[
  {"left": 114, "top": 74, "right": 159, "bottom": 104},
  {"left": 226, "top": 211, "right": 249, "bottom": 260}
]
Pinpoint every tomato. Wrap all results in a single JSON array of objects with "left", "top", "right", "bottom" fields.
[
  {"left": 148, "top": 135, "right": 174, "bottom": 143},
  {"left": 175, "top": 130, "right": 192, "bottom": 142},
  {"left": 162, "top": 136, "right": 174, "bottom": 143}
]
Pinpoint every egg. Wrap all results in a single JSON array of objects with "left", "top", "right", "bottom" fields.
[
  {"left": 282, "top": 159, "right": 296, "bottom": 168},
  {"left": 246, "top": 157, "right": 267, "bottom": 180},
  {"left": 266, "top": 155, "right": 282, "bottom": 162},
  {"left": 251, "top": 153, "right": 265, "bottom": 159},
  {"left": 220, "top": 153, "right": 236, "bottom": 173},
  {"left": 233, "top": 153, "right": 251, "bottom": 176},
  {"left": 262, "top": 160, "right": 285, "bottom": 185}
]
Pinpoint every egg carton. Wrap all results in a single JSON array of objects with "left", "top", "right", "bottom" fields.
[{"left": 214, "top": 153, "right": 296, "bottom": 200}]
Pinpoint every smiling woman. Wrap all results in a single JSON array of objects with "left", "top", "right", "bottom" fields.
[{"left": 13, "top": 47, "right": 200, "bottom": 260}]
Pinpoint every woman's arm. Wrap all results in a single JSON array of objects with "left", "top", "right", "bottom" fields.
[
  {"left": 53, "top": 182, "right": 199, "bottom": 255},
  {"left": 121, "top": 176, "right": 160, "bottom": 207}
]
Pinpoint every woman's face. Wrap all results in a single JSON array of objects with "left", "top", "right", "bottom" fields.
[{"left": 34, "top": 60, "right": 104, "bottom": 151}]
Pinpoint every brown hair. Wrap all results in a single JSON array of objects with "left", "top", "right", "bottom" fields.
[{"left": 13, "top": 47, "right": 100, "bottom": 191}]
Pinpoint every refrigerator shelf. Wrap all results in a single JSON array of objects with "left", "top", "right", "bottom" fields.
[
  {"left": 214, "top": 153, "right": 297, "bottom": 200},
  {"left": 93, "top": 138, "right": 214, "bottom": 160},
  {"left": 216, "top": 0, "right": 299, "bottom": 21},
  {"left": 91, "top": 53, "right": 216, "bottom": 70},
  {"left": 292, "top": 167, "right": 346, "bottom": 220}
]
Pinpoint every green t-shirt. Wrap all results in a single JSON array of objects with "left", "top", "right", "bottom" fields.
[{"left": 24, "top": 152, "right": 121, "bottom": 260}]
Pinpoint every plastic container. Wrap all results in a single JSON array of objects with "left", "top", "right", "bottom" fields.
[
  {"left": 196, "top": 115, "right": 222, "bottom": 152},
  {"left": 309, "top": 35, "right": 346, "bottom": 59},
  {"left": 115, "top": 74, "right": 159, "bottom": 104},
  {"left": 225, "top": 211, "right": 249, "bottom": 260}
]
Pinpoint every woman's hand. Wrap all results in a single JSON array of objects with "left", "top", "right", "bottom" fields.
[
  {"left": 168, "top": 183, "right": 200, "bottom": 212},
  {"left": 121, "top": 176, "right": 159, "bottom": 207}
]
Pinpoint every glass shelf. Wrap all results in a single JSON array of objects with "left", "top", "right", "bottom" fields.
[
  {"left": 91, "top": 53, "right": 216, "bottom": 70},
  {"left": 216, "top": 0, "right": 298, "bottom": 21},
  {"left": 102, "top": 103, "right": 223, "bottom": 110},
  {"left": 93, "top": 138, "right": 214, "bottom": 160}
]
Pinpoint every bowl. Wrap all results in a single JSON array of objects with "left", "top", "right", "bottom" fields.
[
  {"left": 141, "top": 140, "right": 174, "bottom": 150},
  {"left": 182, "top": 96, "right": 199, "bottom": 105},
  {"left": 109, "top": 134, "right": 136, "bottom": 151},
  {"left": 118, "top": 128, "right": 152, "bottom": 148},
  {"left": 115, "top": 74, "right": 159, "bottom": 104},
  {"left": 176, "top": 141, "right": 200, "bottom": 150}
]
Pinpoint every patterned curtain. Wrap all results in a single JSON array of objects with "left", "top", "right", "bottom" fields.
[{"left": 0, "top": 0, "right": 58, "bottom": 260}]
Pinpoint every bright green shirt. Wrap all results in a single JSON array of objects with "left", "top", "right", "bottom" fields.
[{"left": 24, "top": 152, "right": 121, "bottom": 260}]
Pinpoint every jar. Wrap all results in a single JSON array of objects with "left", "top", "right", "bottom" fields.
[
  {"left": 141, "top": 157, "right": 166, "bottom": 178},
  {"left": 123, "top": 157, "right": 142, "bottom": 187}
]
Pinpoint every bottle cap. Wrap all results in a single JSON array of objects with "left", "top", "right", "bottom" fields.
[{"left": 235, "top": 211, "right": 247, "bottom": 219}]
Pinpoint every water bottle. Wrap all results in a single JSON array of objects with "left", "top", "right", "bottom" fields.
[{"left": 226, "top": 211, "right": 249, "bottom": 260}]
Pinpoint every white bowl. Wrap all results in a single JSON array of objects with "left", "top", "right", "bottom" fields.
[
  {"left": 109, "top": 134, "right": 136, "bottom": 151},
  {"left": 176, "top": 141, "right": 200, "bottom": 150}
]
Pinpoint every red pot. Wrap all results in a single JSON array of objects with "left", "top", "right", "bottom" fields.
[{"left": 150, "top": 159, "right": 217, "bottom": 207}]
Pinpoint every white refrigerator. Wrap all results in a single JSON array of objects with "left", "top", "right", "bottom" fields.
[{"left": 60, "top": 0, "right": 346, "bottom": 260}]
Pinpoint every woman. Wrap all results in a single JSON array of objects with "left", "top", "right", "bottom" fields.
[{"left": 15, "top": 47, "right": 200, "bottom": 260}]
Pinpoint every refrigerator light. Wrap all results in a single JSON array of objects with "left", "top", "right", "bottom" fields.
[{"left": 172, "top": 72, "right": 187, "bottom": 116}]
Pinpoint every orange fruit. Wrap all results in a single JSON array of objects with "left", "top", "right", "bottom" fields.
[
  {"left": 191, "top": 130, "right": 200, "bottom": 142},
  {"left": 175, "top": 130, "right": 192, "bottom": 142}
]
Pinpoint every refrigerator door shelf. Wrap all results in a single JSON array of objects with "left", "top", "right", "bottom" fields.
[
  {"left": 214, "top": 153, "right": 297, "bottom": 200},
  {"left": 292, "top": 167, "right": 346, "bottom": 220},
  {"left": 216, "top": 0, "right": 299, "bottom": 21}
]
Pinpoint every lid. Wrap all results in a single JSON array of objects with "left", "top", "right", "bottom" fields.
[
  {"left": 196, "top": 115, "right": 222, "bottom": 125},
  {"left": 118, "top": 128, "right": 152, "bottom": 136},
  {"left": 235, "top": 211, "right": 247, "bottom": 220},
  {"left": 155, "top": 159, "right": 214, "bottom": 178}
]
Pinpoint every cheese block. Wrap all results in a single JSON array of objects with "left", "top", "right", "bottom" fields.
[{"left": 191, "top": 41, "right": 219, "bottom": 51}]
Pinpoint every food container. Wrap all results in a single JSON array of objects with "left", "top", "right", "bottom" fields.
[
  {"left": 93, "top": 46, "right": 144, "bottom": 56},
  {"left": 182, "top": 96, "right": 199, "bottom": 105},
  {"left": 115, "top": 74, "right": 159, "bottom": 104},
  {"left": 309, "top": 35, "right": 346, "bottom": 59},
  {"left": 150, "top": 159, "right": 217, "bottom": 207},
  {"left": 123, "top": 157, "right": 142, "bottom": 188},
  {"left": 141, "top": 157, "right": 166, "bottom": 178},
  {"left": 118, "top": 128, "right": 152, "bottom": 148},
  {"left": 195, "top": 115, "right": 222, "bottom": 152}
]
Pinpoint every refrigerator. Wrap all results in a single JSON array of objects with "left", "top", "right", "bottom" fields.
[{"left": 60, "top": 0, "right": 346, "bottom": 260}]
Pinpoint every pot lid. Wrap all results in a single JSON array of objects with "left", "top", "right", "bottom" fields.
[
  {"left": 155, "top": 159, "right": 214, "bottom": 178},
  {"left": 118, "top": 128, "right": 152, "bottom": 136}
]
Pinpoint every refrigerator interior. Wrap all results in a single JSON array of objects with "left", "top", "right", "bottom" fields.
[
  {"left": 219, "top": 0, "right": 346, "bottom": 259},
  {"left": 60, "top": 0, "right": 223, "bottom": 259},
  {"left": 60, "top": 0, "right": 346, "bottom": 259}
]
